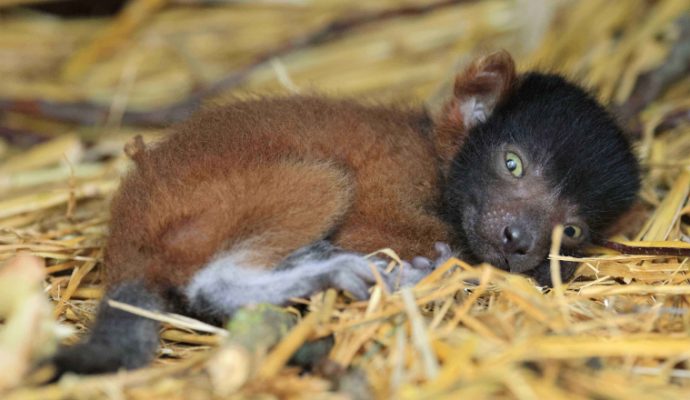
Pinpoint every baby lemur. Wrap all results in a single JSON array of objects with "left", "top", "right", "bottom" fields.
[{"left": 54, "top": 51, "right": 639, "bottom": 374}]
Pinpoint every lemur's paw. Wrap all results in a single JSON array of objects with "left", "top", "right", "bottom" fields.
[
  {"left": 409, "top": 242, "right": 455, "bottom": 272},
  {"left": 392, "top": 260, "right": 433, "bottom": 288},
  {"left": 325, "top": 254, "right": 437, "bottom": 299},
  {"left": 325, "top": 254, "right": 393, "bottom": 300},
  {"left": 372, "top": 245, "right": 451, "bottom": 289}
]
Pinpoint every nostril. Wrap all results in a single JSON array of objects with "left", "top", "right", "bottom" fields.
[
  {"left": 503, "top": 226, "right": 513, "bottom": 244},
  {"left": 501, "top": 225, "right": 531, "bottom": 255},
  {"left": 503, "top": 226, "right": 521, "bottom": 243}
]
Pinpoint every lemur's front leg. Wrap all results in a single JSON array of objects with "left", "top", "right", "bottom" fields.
[{"left": 184, "top": 240, "right": 435, "bottom": 320}]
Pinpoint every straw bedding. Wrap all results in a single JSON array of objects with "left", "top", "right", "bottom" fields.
[{"left": 1, "top": 0, "right": 690, "bottom": 398}]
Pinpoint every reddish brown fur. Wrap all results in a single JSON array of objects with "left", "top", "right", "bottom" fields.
[{"left": 104, "top": 52, "right": 518, "bottom": 293}]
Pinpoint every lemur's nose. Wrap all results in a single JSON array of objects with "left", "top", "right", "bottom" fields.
[{"left": 502, "top": 224, "right": 533, "bottom": 256}]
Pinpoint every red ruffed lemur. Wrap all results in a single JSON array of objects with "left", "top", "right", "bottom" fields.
[{"left": 54, "top": 51, "right": 640, "bottom": 374}]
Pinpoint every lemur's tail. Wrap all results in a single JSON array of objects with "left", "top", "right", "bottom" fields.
[{"left": 53, "top": 281, "right": 162, "bottom": 375}]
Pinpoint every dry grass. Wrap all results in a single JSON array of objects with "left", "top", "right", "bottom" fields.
[{"left": 1, "top": 0, "right": 690, "bottom": 399}]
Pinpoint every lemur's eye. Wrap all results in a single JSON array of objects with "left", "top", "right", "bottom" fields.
[
  {"left": 505, "top": 152, "right": 523, "bottom": 177},
  {"left": 563, "top": 225, "right": 583, "bottom": 240}
]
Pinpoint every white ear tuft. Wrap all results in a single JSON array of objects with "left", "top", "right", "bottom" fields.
[
  {"left": 459, "top": 98, "right": 488, "bottom": 128},
  {"left": 451, "top": 50, "right": 517, "bottom": 130}
]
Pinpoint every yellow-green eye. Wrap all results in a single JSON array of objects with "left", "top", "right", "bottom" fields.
[
  {"left": 505, "top": 152, "right": 523, "bottom": 177},
  {"left": 563, "top": 225, "right": 582, "bottom": 240}
]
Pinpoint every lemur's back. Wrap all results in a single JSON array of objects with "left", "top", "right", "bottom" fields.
[{"left": 104, "top": 96, "right": 447, "bottom": 293}]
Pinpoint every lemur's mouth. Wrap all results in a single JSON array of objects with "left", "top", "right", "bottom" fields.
[
  {"left": 501, "top": 256, "right": 510, "bottom": 268},
  {"left": 481, "top": 246, "right": 509, "bottom": 271}
]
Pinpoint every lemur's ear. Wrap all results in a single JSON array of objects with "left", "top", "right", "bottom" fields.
[{"left": 449, "top": 50, "right": 517, "bottom": 129}]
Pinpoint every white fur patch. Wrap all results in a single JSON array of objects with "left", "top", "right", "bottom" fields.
[
  {"left": 183, "top": 247, "right": 346, "bottom": 315},
  {"left": 184, "top": 244, "right": 431, "bottom": 317},
  {"left": 184, "top": 249, "right": 259, "bottom": 304},
  {"left": 459, "top": 98, "right": 488, "bottom": 128}
]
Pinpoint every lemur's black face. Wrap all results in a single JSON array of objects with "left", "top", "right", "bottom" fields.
[
  {"left": 443, "top": 73, "right": 640, "bottom": 284},
  {"left": 449, "top": 142, "right": 585, "bottom": 275}
]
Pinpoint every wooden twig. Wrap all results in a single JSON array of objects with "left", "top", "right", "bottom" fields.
[
  {"left": 0, "top": 0, "right": 59, "bottom": 8},
  {"left": 598, "top": 239, "right": 690, "bottom": 257},
  {"left": 0, "top": 98, "right": 193, "bottom": 128},
  {"left": 0, "top": 126, "right": 50, "bottom": 147},
  {"left": 652, "top": 106, "right": 690, "bottom": 134},
  {"left": 0, "top": 0, "right": 473, "bottom": 128}
]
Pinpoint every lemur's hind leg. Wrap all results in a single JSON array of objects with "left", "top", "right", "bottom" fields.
[{"left": 184, "top": 241, "right": 434, "bottom": 320}]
